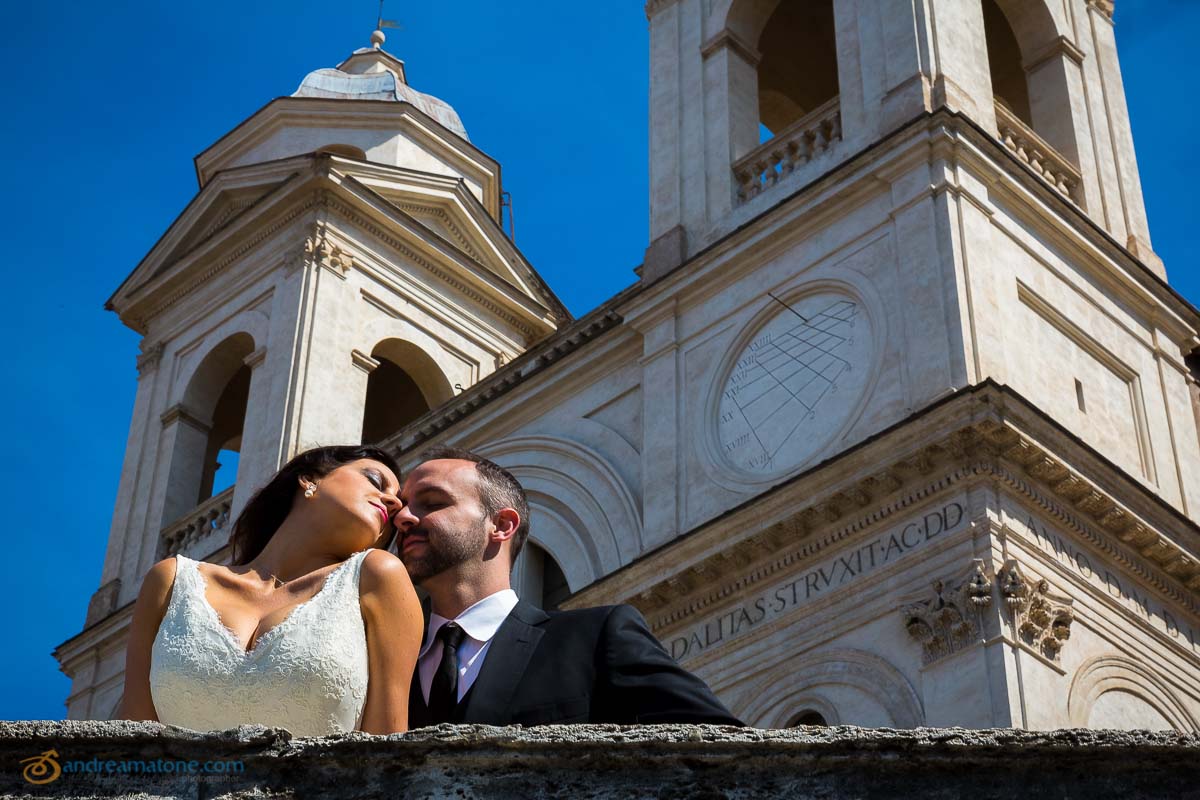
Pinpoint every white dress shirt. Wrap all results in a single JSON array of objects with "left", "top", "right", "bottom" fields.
[{"left": 418, "top": 589, "right": 520, "bottom": 704}]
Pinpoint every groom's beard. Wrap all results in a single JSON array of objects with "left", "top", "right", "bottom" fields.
[{"left": 399, "top": 524, "right": 482, "bottom": 584}]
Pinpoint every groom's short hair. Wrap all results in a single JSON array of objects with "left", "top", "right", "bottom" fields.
[{"left": 419, "top": 445, "right": 531, "bottom": 564}]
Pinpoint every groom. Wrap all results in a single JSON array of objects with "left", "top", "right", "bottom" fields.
[{"left": 392, "top": 446, "right": 741, "bottom": 726}]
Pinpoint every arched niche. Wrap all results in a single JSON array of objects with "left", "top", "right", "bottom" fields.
[
  {"left": 361, "top": 338, "right": 454, "bottom": 444},
  {"left": 472, "top": 435, "right": 643, "bottom": 592},
  {"left": 162, "top": 332, "right": 255, "bottom": 526},
  {"left": 1068, "top": 655, "right": 1197, "bottom": 732},
  {"left": 735, "top": 649, "right": 924, "bottom": 729}
]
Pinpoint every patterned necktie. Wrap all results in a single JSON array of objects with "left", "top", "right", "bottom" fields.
[{"left": 428, "top": 622, "right": 467, "bottom": 723}]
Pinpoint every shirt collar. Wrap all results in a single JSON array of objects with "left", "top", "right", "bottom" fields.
[{"left": 420, "top": 589, "right": 519, "bottom": 656}]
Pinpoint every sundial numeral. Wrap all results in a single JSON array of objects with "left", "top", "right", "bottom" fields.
[
  {"left": 720, "top": 410, "right": 735, "bottom": 423},
  {"left": 723, "top": 433, "right": 751, "bottom": 452},
  {"left": 748, "top": 452, "right": 774, "bottom": 469}
]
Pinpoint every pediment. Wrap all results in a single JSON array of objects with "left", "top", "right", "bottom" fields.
[
  {"left": 193, "top": 97, "right": 502, "bottom": 220},
  {"left": 357, "top": 175, "right": 565, "bottom": 318},
  {"left": 108, "top": 154, "right": 568, "bottom": 334}
]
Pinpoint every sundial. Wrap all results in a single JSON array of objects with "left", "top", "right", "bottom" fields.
[{"left": 716, "top": 291, "right": 873, "bottom": 475}]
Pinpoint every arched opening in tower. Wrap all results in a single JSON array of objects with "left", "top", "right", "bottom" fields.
[
  {"left": 756, "top": 0, "right": 839, "bottom": 140},
  {"left": 361, "top": 357, "right": 431, "bottom": 444},
  {"left": 983, "top": 0, "right": 1032, "bottom": 126},
  {"left": 199, "top": 364, "right": 250, "bottom": 502}
]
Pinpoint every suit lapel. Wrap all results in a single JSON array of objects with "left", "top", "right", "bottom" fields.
[{"left": 459, "top": 601, "right": 548, "bottom": 724}]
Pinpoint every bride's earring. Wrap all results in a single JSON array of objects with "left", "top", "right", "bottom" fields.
[{"left": 304, "top": 483, "right": 316, "bottom": 499}]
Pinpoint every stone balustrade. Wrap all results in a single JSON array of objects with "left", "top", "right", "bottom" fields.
[
  {"left": 158, "top": 487, "right": 234, "bottom": 560},
  {"left": 995, "top": 102, "right": 1081, "bottom": 203},
  {"left": 2, "top": 721, "right": 1196, "bottom": 798},
  {"left": 734, "top": 97, "right": 841, "bottom": 203}
]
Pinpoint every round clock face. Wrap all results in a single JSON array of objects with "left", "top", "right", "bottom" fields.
[{"left": 716, "top": 292, "right": 873, "bottom": 475}]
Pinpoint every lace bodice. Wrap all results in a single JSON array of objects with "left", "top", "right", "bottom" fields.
[{"left": 150, "top": 550, "right": 371, "bottom": 737}]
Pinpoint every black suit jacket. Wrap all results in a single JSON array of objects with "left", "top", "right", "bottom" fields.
[{"left": 409, "top": 601, "right": 742, "bottom": 726}]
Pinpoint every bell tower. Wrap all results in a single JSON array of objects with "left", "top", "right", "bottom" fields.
[
  {"left": 643, "top": 0, "right": 1162, "bottom": 280},
  {"left": 582, "top": 0, "right": 1200, "bottom": 731},
  {"left": 54, "top": 31, "right": 567, "bottom": 719}
]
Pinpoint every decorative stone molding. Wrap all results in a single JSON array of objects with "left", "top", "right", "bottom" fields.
[
  {"left": 135, "top": 342, "right": 165, "bottom": 376},
  {"left": 84, "top": 579, "right": 121, "bottom": 625},
  {"left": 569, "top": 385, "right": 1200, "bottom": 636},
  {"left": 135, "top": 195, "right": 323, "bottom": 329},
  {"left": 699, "top": 29, "right": 762, "bottom": 67},
  {"left": 381, "top": 307, "right": 622, "bottom": 453},
  {"left": 998, "top": 560, "right": 1075, "bottom": 659},
  {"left": 242, "top": 346, "right": 268, "bottom": 369},
  {"left": 351, "top": 349, "right": 381, "bottom": 375},
  {"left": 1024, "top": 36, "right": 1086, "bottom": 71},
  {"left": 306, "top": 225, "right": 355, "bottom": 278},
  {"left": 734, "top": 97, "right": 842, "bottom": 203},
  {"left": 326, "top": 197, "right": 542, "bottom": 339},
  {"left": 158, "top": 486, "right": 235, "bottom": 560},
  {"left": 901, "top": 559, "right": 993, "bottom": 664},
  {"left": 995, "top": 102, "right": 1080, "bottom": 203},
  {"left": 159, "top": 404, "right": 211, "bottom": 433},
  {"left": 1086, "top": 0, "right": 1115, "bottom": 21},
  {"left": 643, "top": 0, "right": 680, "bottom": 20}
]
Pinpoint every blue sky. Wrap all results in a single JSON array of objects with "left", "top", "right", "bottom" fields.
[{"left": 1, "top": 1, "right": 1197, "bottom": 720}]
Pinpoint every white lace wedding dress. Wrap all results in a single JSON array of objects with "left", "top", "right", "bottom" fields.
[{"left": 149, "top": 549, "right": 371, "bottom": 737}]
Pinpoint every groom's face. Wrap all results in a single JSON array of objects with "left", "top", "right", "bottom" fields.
[{"left": 394, "top": 459, "right": 490, "bottom": 584}]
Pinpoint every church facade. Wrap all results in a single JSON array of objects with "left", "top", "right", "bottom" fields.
[{"left": 56, "top": 0, "right": 1200, "bottom": 732}]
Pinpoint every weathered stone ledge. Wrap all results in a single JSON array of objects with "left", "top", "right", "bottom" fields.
[{"left": 3, "top": 721, "right": 1196, "bottom": 798}]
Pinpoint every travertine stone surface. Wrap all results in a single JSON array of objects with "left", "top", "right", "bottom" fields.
[{"left": 3, "top": 721, "right": 1198, "bottom": 799}]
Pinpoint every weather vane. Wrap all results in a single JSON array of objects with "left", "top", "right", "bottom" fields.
[{"left": 372, "top": 0, "right": 402, "bottom": 49}]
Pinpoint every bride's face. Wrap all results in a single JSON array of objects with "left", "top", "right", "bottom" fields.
[{"left": 303, "top": 459, "right": 402, "bottom": 552}]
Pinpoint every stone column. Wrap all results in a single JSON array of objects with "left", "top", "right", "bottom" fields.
[
  {"left": 701, "top": 29, "right": 761, "bottom": 241},
  {"left": 92, "top": 342, "right": 166, "bottom": 615},
  {"left": 924, "top": 0, "right": 996, "bottom": 129},
  {"left": 228, "top": 345, "right": 269, "bottom": 520}
]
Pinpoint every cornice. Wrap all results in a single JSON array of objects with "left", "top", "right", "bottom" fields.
[
  {"left": 1087, "top": 0, "right": 1115, "bottom": 21},
  {"left": 324, "top": 197, "right": 543, "bottom": 339},
  {"left": 700, "top": 30, "right": 762, "bottom": 67},
  {"left": 379, "top": 302, "right": 627, "bottom": 455},
  {"left": 564, "top": 384, "right": 1200, "bottom": 629},
  {"left": 644, "top": 0, "right": 680, "bottom": 20}
]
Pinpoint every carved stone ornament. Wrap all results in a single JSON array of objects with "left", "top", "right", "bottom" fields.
[
  {"left": 286, "top": 224, "right": 356, "bottom": 276},
  {"left": 136, "top": 342, "right": 165, "bottom": 376},
  {"left": 901, "top": 559, "right": 993, "bottom": 664},
  {"left": 308, "top": 228, "right": 355, "bottom": 276},
  {"left": 1086, "top": 0, "right": 1115, "bottom": 20},
  {"left": 85, "top": 578, "right": 121, "bottom": 625},
  {"left": 998, "top": 560, "right": 1075, "bottom": 659}
]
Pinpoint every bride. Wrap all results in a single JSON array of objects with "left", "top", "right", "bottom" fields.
[{"left": 119, "top": 445, "right": 423, "bottom": 736}]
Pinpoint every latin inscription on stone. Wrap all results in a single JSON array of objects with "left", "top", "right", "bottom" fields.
[
  {"left": 716, "top": 292, "right": 873, "bottom": 475},
  {"left": 1008, "top": 505, "right": 1200, "bottom": 655},
  {"left": 667, "top": 501, "right": 966, "bottom": 661}
]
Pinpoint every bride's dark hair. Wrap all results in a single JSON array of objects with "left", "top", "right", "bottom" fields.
[{"left": 229, "top": 445, "right": 402, "bottom": 565}]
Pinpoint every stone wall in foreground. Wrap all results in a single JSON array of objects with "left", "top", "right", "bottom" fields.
[{"left": 2, "top": 721, "right": 1197, "bottom": 799}]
